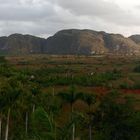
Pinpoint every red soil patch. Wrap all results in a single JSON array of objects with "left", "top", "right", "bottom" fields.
[
  {"left": 121, "top": 89, "right": 140, "bottom": 94},
  {"left": 92, "top": 87, "right": 140, "bottom": 95},
  {"left": 93, "top": 87, "right": 109, "bottom": 94}
]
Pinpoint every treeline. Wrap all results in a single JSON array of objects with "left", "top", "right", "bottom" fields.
[{"left": 32, "top": 67, "right": 122, "bottom": 87}]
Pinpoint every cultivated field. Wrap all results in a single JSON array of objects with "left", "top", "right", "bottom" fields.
[
  {"left": 7, "top": 55, "right": 140, "bottom": 95},
  {"left": 0, "top": 54, "right": 140, "bottom": 140}
]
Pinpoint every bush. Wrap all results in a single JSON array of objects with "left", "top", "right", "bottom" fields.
[
  {"left": 133, "top": 65, "right": 140, "bottom": 73},
  {"left": 0, "top": 56, "right": 7, "bottom": 65}
]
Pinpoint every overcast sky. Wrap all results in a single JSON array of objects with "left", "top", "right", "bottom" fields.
[{"left": 0, "top": 0, "right": 140, "bottom": 37}]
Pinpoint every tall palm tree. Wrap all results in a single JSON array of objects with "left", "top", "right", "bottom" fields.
[
  {"left": 14, "top": 71, "right": 32, "bottom": 137},
  {"left": 79, "top": 93, "right": 96, "bottom": 140},
  {"left": 17, "top": 87, "right": 32, "bottom": 136},
  {"left": 38, "top": 89, "right": 62, "bottom": 140},
  {"left": 57, "top": 85, "right": 80, "bottom": 140},
  {"left": 0, "top": 83, "right": 5, "bottom": 140},
  {"left": 29, "top": 83, "right": 41, "bottom": 113},
  {"left": 0, "top": 81, "right": 11, "bottom": 140},
  {"left": 0, "top": 115, "right": 1, "bottom": 140},
  {"left": 0, "top": 79, "right": 21, "bottom": 140}
]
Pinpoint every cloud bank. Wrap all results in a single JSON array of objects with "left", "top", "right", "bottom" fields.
[{"left": 0, "top": 0, "right": 140, "bottom": 37}]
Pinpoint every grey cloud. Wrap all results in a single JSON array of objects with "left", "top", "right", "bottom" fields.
[
  {"left": 55, "top": 0, "right": 121, "bottom": 16},
  {"left": 54, "top": 0, "right": 140, "bottom": 26},
  {"left": 0, "top": 1, "right": 55, "bottom": 21},
  {"left": 0, "top": 0, "right": 140, "bottom": 37}
]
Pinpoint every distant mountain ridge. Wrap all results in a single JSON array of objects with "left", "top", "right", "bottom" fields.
[
  {"left": 129, "top": 35, "right": 140, "bottom": 45},
  {"left": 0, "top": 34, "right": 46, "bottom": 54},
  {"left": 0, "top": 29, "right": 140, "bottom": 55}
]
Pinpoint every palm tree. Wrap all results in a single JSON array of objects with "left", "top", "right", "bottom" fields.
[
  {"left": 31, "top": 89, "right": 62, "bottom": 140},
  {"left": 39, "top": 89, "right": 62, "bottom": 140},
  {"left": 14, "top": 71, "right": 31, "bottom": 137},
  {"left": 17, "top": 87, "right": 32, "bottom": 136},
  {"left": 16, "top": 71, "right": 37, "bottom": 136},
  {"left": 0, "top": 79, "right": 21, "bottom": 140},
  {"left": 0, "top": 85, "right": 5, "bottom": 140},
  {"left": 79, "top": 93, "right": 96, "bottom": 140},
  {"left": 0, "top": 116, "right": 1, "bottom": 140},
  {"left": 57, "top": 85, "right": 80, "bottom": 140},
  {"left": 0, "top": 81, "right": 11, "bottom": 140},
  {"left": 29, "top": 83, "right": 41, "bottom": 113},
  {"left": 24, "top": 83, "right": 41, "bottom": 136}
]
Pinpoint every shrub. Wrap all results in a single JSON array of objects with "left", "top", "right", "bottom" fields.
[{"left": 133, "top": 65, "right": 140, "bottom": 73}]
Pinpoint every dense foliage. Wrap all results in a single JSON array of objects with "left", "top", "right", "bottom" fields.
[{"left": 0, "top": 56, "right": 139, "bottom": 140}]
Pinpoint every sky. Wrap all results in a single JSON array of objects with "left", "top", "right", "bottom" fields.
[{"left": 0, "top": 0, "right": 140, "bottom": 38}]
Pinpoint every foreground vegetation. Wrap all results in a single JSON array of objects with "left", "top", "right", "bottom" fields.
[{"left": 0, "top": 55, "right": 140, "bottom": 140}]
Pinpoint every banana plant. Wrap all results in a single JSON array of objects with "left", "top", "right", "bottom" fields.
[{"left": 31, "top": 107, "right": 56, "bottom": 140}]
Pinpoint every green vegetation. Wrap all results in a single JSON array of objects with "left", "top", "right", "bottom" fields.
[
  {"left": 0, "top": 55, "right": 139, "bottom": 140},
  {"left": 134, "top": 65, "right": 140, "bottom": 73}
]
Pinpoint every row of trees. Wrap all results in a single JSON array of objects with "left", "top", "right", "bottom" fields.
[
  {"left": 35, "top": 70, "right": 122, "bottom": 87},
  {"left": 0, "top": 80, "right": 139, "bottom": 140}
]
